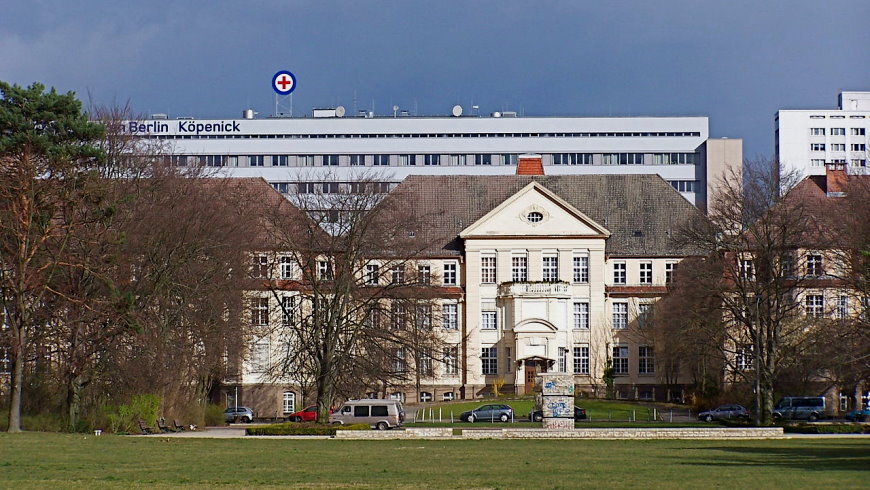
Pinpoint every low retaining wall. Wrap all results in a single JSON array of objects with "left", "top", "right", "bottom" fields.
[{"left": 333, "top": 427, "right": 783, "bottom": 440}]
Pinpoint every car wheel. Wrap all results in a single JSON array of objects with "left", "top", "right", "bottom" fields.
[
  {"left": 808, "top": 413, "right": 818, "bottom": 422},
  {"left": 467, "top": 414, "right": 475, "bottom": 423},
  {"left": 376, "top": 422, "right": 389, "bottom": 431},
  {"left": 704, "top": 414, "right": 713, "bottom": 422},
  {"left": 533, "top": 413, "right": 543, "bottom": 422},
  {"left": 291, "top": 416, "right": 300, "bottom": 422},
  {"left": 500, "top": 413, "right": 509, "bottom": 423},
  {"left": 243, "top": 416, "right": 252, "bottom": 423}
]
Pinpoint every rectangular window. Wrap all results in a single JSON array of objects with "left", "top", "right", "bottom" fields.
[
  {"left": 665, "top": 262, "right": 676, "bottom": 283},
  {"left": 481, "top": 347, "right": 498, "bottom": 375},
  {"left": 512, "top": 255, "right": 528, "bottom": 282},
  {"left": 374, "top": 154, "right": 390, "bottom": 166},
  {"left": 424, "top": 154, "right": 441, "bottom": 166},
  {"left": 251, "top": 298, "right": 269, "bottom": 326},
  {"left": 505, "top": 347, "right": 512, "bottom": 374},
  {"left": 637, "top": 303, "right": 652, "bottom": 328},
  {"left": 612, "top": 303, "right": 628, "bottom": 329},
  {"left": 852, "top": 159, "right": 868, "bottom": 167},
  {"left": 399, "top": 154, "right": 416, "bottom": 166},
  {"left": 501, "top": 154, "right": 518, "bottom": 166},
  {"left": 831, "top": 143, "right": 845, "bottom": 151},
  {"left": 279, "top": 256, "right": 293, "bottom": 280},
  {"left": 365, "top": 264, "right": 380, "bottom": 285},
  {"left": 318, "top": 260, "right": 333, "bottom": 280},
  {"left": 281, "top": 296, "right": 296, "bottom": 326},
  {"left": 553, "top": 153, "right": 593, "bottom": 165},
  {"left": 481, "top": 310, "right": 497, "bottom": 330},
  {"left": 805, "top": 294, "right": 824, "bottom": 317},
  {"left": 810, "top": 128, "right": 825, "bottom": 135},
  {"left": 573, "top": 255, "right": 589, "bottom": 283},
  {"left": 670, "top": 180, "right": 697, "bottom": 192},
  {"left": 837, "top": 295, "right": 849, "bottom": 320},
  {"left": 811, "top": 159, "right": 826, "bottom": 167},
  {"left": 735, "top": 344, "right": 754, "bottom": 371},
  {"left": 573, "top": 346, "right": 590, "bottom": 374},
  {"left": 419, "top": 349, "right": 433, "bottom": 377},
  {"left": 739, "top": 259, "right": 754, "bottom": 280},
  {"left": 811, "top": 143, "right": 826, "bottom": 151},
  {"left": 851, "top": 144, "right": 866, "bottom": 152},
  {"left": 203, "top": 155, "right": 225, "bottom": 167},
  {"left": 322, "top": 154, "right": 339, "bottom": 166},
  {"left": 480, "top": 256, "right": 496, "bottom": 283},
  {"left": 391, "top": 265, "right": 406, "bottom": 284},
  {"left": 274, "top": 155, "right": 289, "bottom": 166},
  {"left": 444, "top": 346, "right": 458, "bottom": 375},
  {"left": 391, "top": 348, "right": 406, "bottom": 372},
  {"left": 542, "top": 255, "right": 559, "bottom": 282},
  {"left": 558, "top": 347, "right": 567, "bottom": 373},
  {"left": 391, "top": 303, "right": 407, "bottom": 330},
  {"left": 612, "top": 346, "right": 629, "bottom": 375},
  {"left": 618, "top": 153, "right": 644, "bottom": 165},
  {"left": 415, "top": 304, "right": 432, "bottom": 330},
  {"left": 639, "top": 262, "right": 652, "bottom": 284},
  {"left": 246, "top": 155, "right": 264, "bottom": 167},
  {"left": 417, "top": 265, "right": 431, "bottom": 285},
  {"left": 297, "top": 155, "right": 314, "bottom": 166},
  {"left": 474, "top": 154, "right": 492, "bottom": 165},
  {"left": 251, "top": 255, "right": 269, "bottom": 278},
  {"left": 442, "top": 303, "right": 458, "bottom": 329},
  {"left": 443, "top": 262, "right": 457, "bottom": 286},
  {"left": 653, "top": 153, "right": 696, "bottom": 165},
  {"left": 573, "top": 302, "right": 589, "bottom": 329},
  {"left": 349, "top": 154, "right": 366, "bottom": 166},
  {"left": 365, "top": 309, "right": 381, "bottom": 329},
  {"left": 831, "top": 128, "right": 846, "bottom": 136},
  {"left": 449, "top": 154, "right": 466, "bottom": 166},
  {"left": 638, "top": 346, "right": 655, "bottom": 375},
  {"left": 806, "top": 254, "right": 823, "bottom": 276},
  {"left": 613, "top": 262, "right": 626, "bottom": 284},
  {"left": 851, "top": 128, "right": 866, "bottom": 136},
  {"left": 250, "top": 337, "right": 270, "bottom": 372}
]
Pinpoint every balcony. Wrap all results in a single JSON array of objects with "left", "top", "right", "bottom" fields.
[{"left": 498, "top": 281, "right": 571, "bottom": 298}]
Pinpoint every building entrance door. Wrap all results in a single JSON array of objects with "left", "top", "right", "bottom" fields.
[{"left": 524, "top": 360, "right": 545, "bottom": 394}]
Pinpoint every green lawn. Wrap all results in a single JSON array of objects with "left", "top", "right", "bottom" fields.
[
  {"left": 0, "top": 432, "right": 868, "bottom": 488},
  {"left": 410, "top": 398, "right": 683, "bottom": 422}
]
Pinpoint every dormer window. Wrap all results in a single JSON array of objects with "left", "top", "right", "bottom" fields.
[{"left": 526, "top": 211, "right": 543, "bottom": 223}]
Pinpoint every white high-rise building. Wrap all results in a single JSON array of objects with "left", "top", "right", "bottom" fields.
[{"left": 776, "top": 91, "right": 870, "bottom": 181}]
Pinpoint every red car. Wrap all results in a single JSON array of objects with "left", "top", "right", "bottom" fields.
[{"left": 287, "top": 406, "right": 319, "bottom": 422}]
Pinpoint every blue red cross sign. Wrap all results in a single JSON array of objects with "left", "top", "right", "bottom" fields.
[{"left": 272, "top": 71, "right": 297, "bottom": 95}]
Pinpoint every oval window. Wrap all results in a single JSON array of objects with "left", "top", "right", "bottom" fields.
[{"left": 527, "top": 211, "right": 543, "bottom": 223}]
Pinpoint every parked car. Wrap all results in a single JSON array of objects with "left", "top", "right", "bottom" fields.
[
  {"left": 772, "top": 396, "right": 829, "bottom": 422},
  {"left": 287, "top": 405, "right": 319, "bottom": 422},
  {"left": 459, "top": 404, "right": 514, "bottom": 423},
  {"left": 329, "top": 399, "right": 405, "bottom": 430},
  {"left": 698, "top": 404, "right": 750, "bottom": 422},
  {"left": 224, "top": 406, "right": 254, "bottom": 423},
  {"left": 844, "top": 406, "right": 870, "bottom": 422},
  {"left": 530, "top": 406, "right": 587, "bottom": 422}
]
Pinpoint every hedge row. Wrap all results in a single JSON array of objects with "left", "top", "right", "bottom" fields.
[
  {"left": 783, "top": 423, "right": 869, "bottom": 434},
  {"left": 246, "top": 422, "right": 370, "bottom": 436}
]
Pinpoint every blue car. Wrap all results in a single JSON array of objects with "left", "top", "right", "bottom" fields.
[{"left": 844, "top": 407, "right": 870, "bottom": 422}]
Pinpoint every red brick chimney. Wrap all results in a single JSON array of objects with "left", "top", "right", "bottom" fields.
[
  {"left": 825, "top": 162, "right": 848, "bottom": 196},
  {"left": 516, "top": 154, "right": 544, "bottom": 176}
]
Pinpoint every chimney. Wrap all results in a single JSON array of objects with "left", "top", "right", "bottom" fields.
[
  {"left": 825, "top": 162, "right": 848, "bottom": 197},
  {"left": 516, "top": 154, "right": 544, "bottom": 176}
]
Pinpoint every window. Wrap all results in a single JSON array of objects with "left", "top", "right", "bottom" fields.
[
  {"left": 419, "top": 349, "right": 433, "bottom": 376},
  {"left": 417, "top": 265, "right": 431, "bottom": 284},
  {"left": 281, "top": 296, "right": 296, "bottom": 326},
  {"left": 442, "top": 392, "right": 455, "bottom": 401},
  {"left": 852, "top": 128, "right": 866, "bottom": 136},
  {"left": 501, "top": 154, "right": 518, "bottom": 166},
  {"left": 321, "top": 182, "right": 340, "bottom": 194},
  {"left": 573, "top": 302, "right": 589, "bottom": 329},
  {"left": 558, "top": 347, "right": 567, "bottom": 373},
  {"left": 837, "top": 295, "right": 849, "bottom": 320},
  {"left": 443, "top": 262, "right": 457, "bottom": 285},
  {"left": 424, "top": 154, "right": 440, "bottom": 166},
  {"left": 639, "top": 262, "right": 652, "bottom": 284},
  {"left": 283, "top": 392, "right": 296, "bottom": 413},
  {"left": 399, "top": 154, "right": 416, "bottom": 166},
  {"left": 805, "top": 294, "right": 824, "bottom": 318},
  {"left": 810, "top": 128, "right": 825, "bottom": 135},
  {"left": 653, "top": 153, "right": 696, "bottom": 165},
  {"left": 665, "top": 262, "right": 676, "bottom": 283},
  {"left": 739, "top": 259, "right": 754, "bottom": 280},
  {"left": 637, "top": 303, "right": 652, "bottom": 328},
  {"left": 526, "top": 211, "right": 544, "bottom": 223},
  {"left": 638, "top": 346, "right": 655, "bottom": 375},
  {"left": 573, "top": 255, "right": 589, "bottom": 283},
  {"left": 391, "top": 265, "right": 405, "bottom": 284},
  {"left": 203, "top": 155, "right": 225, "bottom": 167},
  {"left": 811, "top": 143, "right": 826, "bottom": 151},
  {"left": 415, "top": 304, "right": 432, "bottom": 330},
  {"left": 442, "top": 303, "right": 458, "bottom": 329},
  {"left": 481, "top": 347, "right": 498, "bottom": 375},
  {"left": 831, "top": 144, "right": 846, "bottom": 152},
  {"left": 851, "top": 144, "right": 866, "bottom": 152},
  {"left": 248, "top": 155, "right": 265, "bottom": 167},
  {"left": 251, "top": 255, "right": 269, "bottom": 278},
  {"left": 542, "top": 256, "right": 559, "bottom": 282},
  {"left": 449, "top": 154, "right": 466, "bottom": 166},
  {"left": 618, "top": 153, "right": 644, "bottom": 165},
  {"left": 349, "top": 154, "right": 366, "bottom": 166},
  {"left": 365, "top": 264, "right": 380, "bottom": 285},
  {"left": 612, "top": 346, "right": 629, "bottom": 375},
  {"left": 279, "top": 256, "right": 293, "bottom": 279},
  {"left": 390, "top": 348, "right": 406, "bottom": 372},
  {"left": 613, "top": 262, "right": 626, "bottom": 284},
  {"left": 481, "top": 310, "right": 497, "bottom": 330},
  {"left": 573, "top": 346, "right": 589, "bottom": 374},
  {"left": 250, "top": 336, "right": 270, "bottom": 372},
  {"left": 811, "top": 159, "right": 825, "bottom": 167},
  {"left": 670, "top": 180, "right": 697, "bottom": 192},
  {"left": 480, "top": 256, "right": 496, "bottom": 283},
  {"left": 318, "top": 260, "right": 333, "bottom": 280},
  {"left": 512, "top": 255, "right": 528, "bottom": 282},
  {"left": 374, "top": 154, "right": 390, "bottom": 166},
  {"left": 297, "top": 155, "right": 314, "bottom": 166},
  {"left": 806, "top": 254, "right": 823, "bottom": 276},
  {"left": 852, "top": 159, "right": 868, "bottom": 167},
  {"left": 251, "top": 298, "right": 269, "bottom": 325},
  {"left": 735, "top": 345, "right": 754, "bottom": 371},
  {"left": 553, "top": 153, "right": 593, "bottom": 165},
  {"left": 474, "top": 154, "right": 492, "bottom": 165},
  {"left": 391, "top": 304, "right": 407, "bottom": 330},
  {"left": 831, "top": 128, "right": 846, "bottom": 136},
  {"left": 444, "top": 346, "right": 458, "bottom": 375},
  {"left": 612, "top": 303, "right": 628, "bottom": 329},
  {"left": 419, "top": 391, "right": 432, "bottom": 403}
]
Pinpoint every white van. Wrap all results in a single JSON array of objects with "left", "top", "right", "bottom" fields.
[{"left": 329, "top": 399, "right": 405, "bottom": 430}]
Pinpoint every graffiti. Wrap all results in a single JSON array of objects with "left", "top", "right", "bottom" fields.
[
  {"left": 546, "top": 400, "right": 570, "bottom": 417},
  {"left": 543, "top": 418, "right": 574, "bottom": 430},
  {"left": 544, "top": 381, "right": 556, "bottom": 390}
]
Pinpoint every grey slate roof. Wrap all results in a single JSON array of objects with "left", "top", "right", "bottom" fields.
[{"left": 394, "top": 174, "right": 704, "bottom": 257}]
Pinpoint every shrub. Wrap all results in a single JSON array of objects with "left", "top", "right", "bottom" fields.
[
  {"left": 205, "top": 404, "right": 225, "bottom": 427},
  {"left": 245, "top": 422, "right": 370, "bottom": 436},
  {"left": 783, "top": 423, "right": 868, "bottom": 434}
]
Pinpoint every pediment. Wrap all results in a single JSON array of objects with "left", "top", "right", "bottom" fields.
[{"left": 459, "top": 182, "right": 610, "bottom": 238}]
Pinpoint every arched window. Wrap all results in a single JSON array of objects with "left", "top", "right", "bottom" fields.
[{"left": 282, "top": 391, "right": 295, "bottom": 413}]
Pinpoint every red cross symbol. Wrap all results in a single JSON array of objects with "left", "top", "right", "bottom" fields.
[
  {"left": 272, "top": 71, "right": 297, "bottom": 94},
  {"left": 276, "top": 75, "right": 293, "bottom": 90}
]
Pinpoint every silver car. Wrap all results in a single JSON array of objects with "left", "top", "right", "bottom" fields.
[
  {"left": 459, "top": 404, "right": 514, "bottom": 423},
  {"left": 698, "top": 404, "right": 750, "bottom": 422},
  {"left": 224, "top": 406, "right": 254, "bottom": 423}
]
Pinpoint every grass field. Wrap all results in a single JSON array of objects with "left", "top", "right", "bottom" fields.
[
  {"left": 0, "top": 432, "right": 867, "bottom": 488},
  {"left": 409, "top": 398, "right": 678, "bottom": 422}
]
